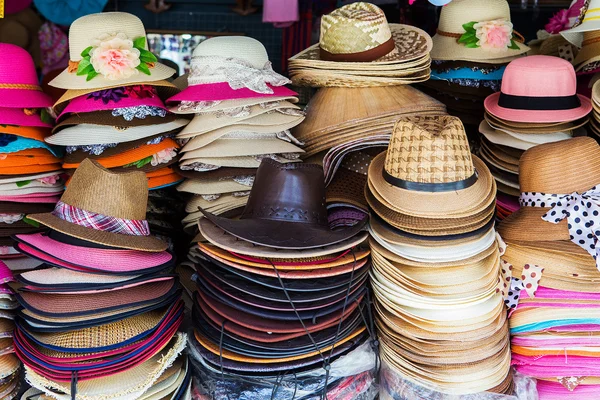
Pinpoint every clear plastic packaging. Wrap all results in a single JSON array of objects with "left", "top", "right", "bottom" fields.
[{"left": 380, "top": 361, "right": 538, "bottom": 400}]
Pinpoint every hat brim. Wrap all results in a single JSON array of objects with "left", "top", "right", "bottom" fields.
[
  {"left": 199, "top": 208, "right": 367, "bottom": 250},
  {"left": 497, "top": 206, "right": 570, "bottom": 243},
  {"left": 430, "top": 34, "right": 529, "bottom": 63},
  {"left": 0, "top": 88, "right": 53, "bottom": 109},
  {"left": 26, "top": 212, "right": 168, "bottom": 252},
  {"left": 560, "top": 21, "right": 596, "bottom": 48},
  {"left": 49, "top": 62, "right": 176, "bottom": 90},
  {"left": 484, "top": 92, "right": 592, "bottom": 123},
  {"left": 168, "top": 82, "right": 298, "bottom": 104},
  {"left": 0, "top": 109, "right": 51, "bottom": 128}
]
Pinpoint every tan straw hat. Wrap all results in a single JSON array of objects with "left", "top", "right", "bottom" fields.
[
  {"left": 431, "top": 0, "right": 529, "bottom": 63},
  {"left": 27, "top": 159, "right": 168, "bottom": 252},
  {"left": 49, "top": 12, "right": 175, "bottom": 90}
]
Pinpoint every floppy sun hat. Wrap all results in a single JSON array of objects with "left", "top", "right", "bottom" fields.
[
  {"left": 0, "top": 44, "right": 53, "bottom": 108},
  {"left": 167, "top": 36, "right": 297, "bottom": 103},
  {"left": 49, "top": 12, "right": 176, "bottom": 90},
  {"left": 25, "top": 159, "right": 168, "bottom": 252},
  {"left": 484, "top": 55, "right": 592, "bottom": 123}
]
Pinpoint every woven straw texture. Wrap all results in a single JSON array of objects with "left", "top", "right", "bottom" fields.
[{"left": 384, "top": 116, "right": 474, "bottom": 184}]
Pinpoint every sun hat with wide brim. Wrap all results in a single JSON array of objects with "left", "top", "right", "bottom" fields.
[
  {"left": 26, "top": 159, "right": 168, "bottom": 252},
  {"left": 49, "top": 12, "right": 175, "bottom": 90},
  {"left": 478, "top": 121, "right": 572, "bottom": 151},
  {"left": 484, "top": 55, "right": 592, "bottom": 123},
  {"left": 560, "top": 0, "right": 600, "bottom": 47},
  {"left": 168, "top": 96, "right": 299, "bottom": 114},
  {"left": 181, "top": 138, "right": 303, "bottom": 160},
  {"left": 52, "top": 110, "right": 177, "bottom": 133},
  {"left": 430, "top": 0, "right": 529, "bottom": 63}
]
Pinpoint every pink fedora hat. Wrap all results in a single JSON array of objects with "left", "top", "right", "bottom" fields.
[
  {"left": 484, "top": 55, "right": 592, "bottom": 123},
  {"left": 0, "top": 107, "right": 52, "bottom": 128},
  {"left": 0, "top": 44, "right": 53, "bottom": 108},
  {"left": 57, "top": 85, "right": 167, "bottom": 121},
  {"left": 167, "top": 36, "right": 297, "bottom": 104}
]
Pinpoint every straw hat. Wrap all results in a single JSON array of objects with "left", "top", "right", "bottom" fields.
[
  {"left": 561, "top": 0, "right": 600, "bottom": 47},
  {"left": 26, "top": 159, "right": 168, "bottom": 252},
  {"left": 431, "top": 0, "right": 529, "bottom": 63},
  {"left": 368, "top": 115, "right": 494, "bottom": 218},
  {"left": 498, "top": 137, "right": 600, "bottom": 247},
  {"left": 572, "top": 30, "right": 600, "bottom": 70},
  {"left": 49, "top": 12, "right": 175, "bottom": 90}
]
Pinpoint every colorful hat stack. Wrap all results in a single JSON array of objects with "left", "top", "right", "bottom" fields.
[
  {"left": 12, "top": 160, "right": 188, "bottom": 399},
  {"left": 186, "top": 159, "right": 378, "bottom": 398},
  {"left": 481, "top": 55, "right": 591, "bottom": 219},
  {"left": 498, "top": 137, "right": 600, "bottom": 399},
  {"left": 366, "top": 116, "right": 513, "bottom": 395},
  {"left": 45, "top": 12, "right": 188, "bottom": 192},
  {"left": 420, "top": 0, "right": 529, "bottom": 127},
  {"left": 0, "top": 44, "right": 65, "bottom": 273},
  {"left": 0, "top": 262, "right": 20, "bottom": 399},
  {"left": 166, "top": 36, "right": 305, "bottom": 232},
  {"left": 287, "top": 2, "right": 432, "bottom": 87}
]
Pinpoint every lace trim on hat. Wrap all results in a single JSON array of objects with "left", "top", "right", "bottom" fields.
[
  {"left": 180, "top": 162, "right": 220, "bottom": 172},
  {"left": 111, "top": 106, "right": 167, "bottom": 121},
  {"left": 219, "top": 130, "right": 304, "bottom": 145},
  {"left": 0, "top": 214, "right": 24, "bottom": 224}
]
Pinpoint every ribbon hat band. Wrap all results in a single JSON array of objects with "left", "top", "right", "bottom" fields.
[
  {"left": 584, "top": 7, "right": 600, "bottom": 22},
  {"left": 382, "top": 169, "right": 479, "bottom": 192},
  {"left": 498, "top": 93, "right": 582, "bottom": 111},
  {"left": 51, "top": 201, "right": 151, "bottom": 236}
]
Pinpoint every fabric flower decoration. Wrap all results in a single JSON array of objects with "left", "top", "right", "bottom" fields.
[
  {"left": 151, "top": 148, "right": 177, "bottom": 167},
  {"left": 459, "top": 19, "right": 519, "bottom": 51},
  {"left": 545, "top": 9, "right": 570, "bottom": 34},
  {"left": 0, "top": 134, "right": 17, "bottom": 147},
  {"left": 39, "top": 175, "right": 60, "bottom": 185},
  {"left": 87, "top": 87, "right": 127, "bottom": 104},
  {"left": 124, "top": 85, "right": 156, "bottom": 99}
]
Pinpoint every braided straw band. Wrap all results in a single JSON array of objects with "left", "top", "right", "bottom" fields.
[
  {"left": 382, "top": 168, "right": 479, "bottom": 192},
  {"left": 0, "top": 84, "right": 42, "bottom": 91},
  {"left": 319, "top": 37, "right": 396, "bottom": 62},
  {"left": 51, "top": 200, "right": 150, "bottom": 236}
]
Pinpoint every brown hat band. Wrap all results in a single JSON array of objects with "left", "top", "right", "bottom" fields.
[
  {"left": 319, "top": 37, "right": 395, "bottom": 62},
  {"left": 0, "top": 83, "right": 41, "bottom": 91}
]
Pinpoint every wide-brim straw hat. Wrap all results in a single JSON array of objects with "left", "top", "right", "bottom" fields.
[
  {"left": 49, "top": 13, "right": 176, "bottom": 90},
  {"left": 180, "top": 138, "right": 304, "bottom": 160},
  {"left": 430, "top": 0, "right": 529, "bottom": 63},
  {"left": 478, "top": 120, "right": 572, "bottom": 151},
  {"left": 168, "top": 95, "right": 299, "bottom": 115},
  {"left": 561, "top": 0, "right": 600, "bottom": 47}
]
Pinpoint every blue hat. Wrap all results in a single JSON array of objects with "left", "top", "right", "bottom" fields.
[{"left": 33, "top": 0, "right": 108, "bottom": 26}]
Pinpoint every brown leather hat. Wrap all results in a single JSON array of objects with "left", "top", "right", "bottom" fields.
[{"left": 200, "top": 158, "right": 367, "bottom": 249}]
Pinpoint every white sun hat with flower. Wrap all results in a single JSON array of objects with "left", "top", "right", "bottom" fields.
[
  {"left": 49, "top": 12, "right": 176, "bottom": 89},
  {"left": 431, "top": 0, "right": 530, "bottom": 63}
]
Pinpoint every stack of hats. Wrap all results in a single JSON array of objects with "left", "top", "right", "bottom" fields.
[
  {"left": 12, "top": 160, "right": 188, "bottom": 399},
  {"left": 0, "top": 262, "right": 20, "bottom": 400},
  {"left": 187, "top": 159, "right": 378, "bottom": 398},
  {"left": 420, "top": 0, "right": 529, "bottom": 128},
  {"left": 43, "top": 12, "right": 188, "bottom": 192},
  {"left": 367, "top": 116, "right": 513, "bottom": 395},
  {"left": 165, "top": 36, "right": 305, "bottom": 232},
  {"left": 0, "top": 44, "right": 65, "bottom": 273},
  {"left": 588, "top": 80, "right": 600, "bottom": 139},
  {"left": 481, "top": 55, "right": 591, "bottom": 218},
  {"left": 287, "top": 2, "right": 432, "bottom": 87},
  {"left": 498, "top": 137, "right": 600, "bottom": 399}
]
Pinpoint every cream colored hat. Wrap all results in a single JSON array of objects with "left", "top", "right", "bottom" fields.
[
  {"left": 431, "top": 0, "right": 529, "bottom": 63},
  {"left": 49, "top": 12, "right": 176, "bottom": 90},
  {"left": 561, "top": 0, "right": 600, "bottom": 47}
]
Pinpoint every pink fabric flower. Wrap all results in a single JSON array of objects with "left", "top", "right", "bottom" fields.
[
  {"left": 545, "top": 9, "right": 570, "bottom": 34},
  {"left": 151, "top": 148, "right": 177, "bottom": 167},
  {"left": 90, "top": 33, "right": 141, "bottom": 80},
  {"left": 474, "top": 19, "right": 513, "bottom": 52},
  {"left": 38, "top": 175, "right": 60, "bottom": 185}
]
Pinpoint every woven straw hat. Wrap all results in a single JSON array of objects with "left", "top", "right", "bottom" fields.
[
  {"left": 498, "top": 137, "right": 600, "bottom": 245},
  {"left": 49, "top": 12, "right": 175, "bottom": 90},
  {"left": 431, "top": 0, "right": 529, "bottom": 63},
  {"left": 368, "top": 115, "right": 494, "bottom": 218},
  {"left": 573, "top": 30, "right": 600, "bottom": 70},
  {"left": 27, "top": 159, "right": 168, "bottom": 252}
]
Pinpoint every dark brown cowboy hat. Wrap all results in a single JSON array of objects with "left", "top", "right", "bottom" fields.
[{"left": 199, "top": 158, "right": 367, "bottom": 249}]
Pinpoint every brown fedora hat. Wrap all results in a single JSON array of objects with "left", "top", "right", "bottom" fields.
[
  {"left": 27, "top": 159, "right": 168, "bottom": 252},
  {"left": 200, "top": 158, "right": 367, "bottom": 249}
]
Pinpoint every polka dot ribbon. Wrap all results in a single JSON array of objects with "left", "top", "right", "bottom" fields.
[{"left": 520, "top": 187, "right": 600, "bottom": 271}]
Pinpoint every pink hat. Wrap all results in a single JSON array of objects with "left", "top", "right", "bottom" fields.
[
  {"left": 484, "top": 55, "right": 592, "bottom": 123},
  {"left": 0, "top": 44, "right": 53, "bottom": 108},
  {"left": 0, "top": 107, "right": 52, "bottom": 128},
  {"left": 0, "top": 261, "right": 14, "bottom": 285},
  {"left": 167, "top": 36, "right": 297, "bottom": 104},
  {"left": 57, "top": 85, "right": 167, "bottom": 121}
]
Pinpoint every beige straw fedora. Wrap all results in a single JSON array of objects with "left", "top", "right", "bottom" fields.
[
  {"left": 50, "top": 12, "right": 175, "bottom": 90},
  {"left": 27, "top": 159, "right": 168, "bottom": 252},
  {"left": 431, "top": 0, "right": 529, "bottom": 63},
  {"left": 368, "top": 115, "right": 494, "bottom": 218}
]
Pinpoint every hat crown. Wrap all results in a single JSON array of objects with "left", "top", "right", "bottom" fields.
[
  {"left": 384, "top": 116, "right": 475, "bottom": 185},
  {"left": 519, "top": 137, "right": 600, "bottom": 194},
  {"left": 240, "top": 159, "right": 328, "bottom": 227},
  {"left": 438, "top": 0, "right": 511, "bottom": 33},
  {"left": 191, "top": 36, "right": 269, "bottom": 69},
  {"left": 60, "top": 159, "right": 149, "bottom": 220},
  {"left": 501, "top": 55, "right": 577, "bottom": 97},
  {"left": 0, "top": 43, "right": 38, "bottom": 86},
  {"left": 320, "top": 2, "right": 392, "bottom": 55},
  {"left": 68, "top": 12, "right": 148, "bottom": 62}
]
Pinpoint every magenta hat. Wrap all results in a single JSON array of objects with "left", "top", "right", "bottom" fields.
[
  {"left": 0, "top": 261, "right": 14, "bottom": 285},
  {"left": 168, "top": 82, "right": 297, "bottom": 103},
  {"left": 57, "top": 85, "right": 167, "bottom": 121},
  {"left": 5, "top": 0, "right": 33, "bottom": 15},
  {"left": 0, "top": 44, "right": 53, "bottom": 108},
  {"left": 484, "top": 55, "right": 592, "bottom": 123},
  {"left": 0, "top": 107, "right": 52, "bottom": 128}
]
